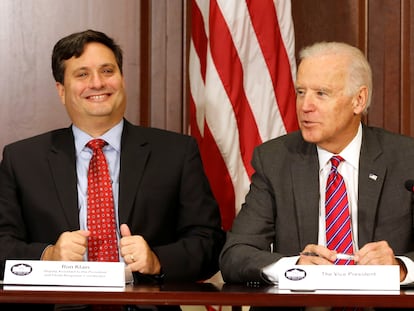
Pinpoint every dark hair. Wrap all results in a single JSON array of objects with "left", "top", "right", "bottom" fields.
[{"left": 51, "top": 29, "right": 123, "bottom": 84}]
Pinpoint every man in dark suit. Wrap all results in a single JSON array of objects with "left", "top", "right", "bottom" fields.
[
  {"left": 220, "top": 42, "right": 414, "bottom": 308},
  {"left": 0, "top": 29, "right": 224, "bottom": 310}
]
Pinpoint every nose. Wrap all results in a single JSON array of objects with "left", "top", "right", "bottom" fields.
[
  {"left": 298, "top": 93, "right": 314, "bottom": 112},
  {"left": 88, "top": 72, "right": 105, "bottom": 89}
]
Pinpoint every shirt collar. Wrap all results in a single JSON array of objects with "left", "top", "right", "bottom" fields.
[
  {"left": 72, "top": 119, "right": 124, "bottom": 155},
  {"left": 317, "top": 123, "right": 362, "bottom": 170}
]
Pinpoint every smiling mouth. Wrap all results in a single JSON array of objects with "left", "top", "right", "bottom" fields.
[{"left": 87, "top": 94, "right": 109, "bottom": 101}]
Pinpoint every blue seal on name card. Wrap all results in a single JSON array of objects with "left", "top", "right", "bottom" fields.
[
  {"left": 284, "top": 268, "right": 306, "bottom": 281},
  {"left": 10, "top": 263, "right": 33, "bottom": 276}
]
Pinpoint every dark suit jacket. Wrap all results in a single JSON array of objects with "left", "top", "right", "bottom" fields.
[
  {"left": 0, "top": 119, "right": 224, "bottom": 282},
  {"left": 220, "top": 125, "right": 414, "bottom": 284}
]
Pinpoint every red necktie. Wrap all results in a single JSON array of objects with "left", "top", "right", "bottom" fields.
[
  {"left": 86, "top": 139, "right": 119, "bottom": 262},
  {"left": 325, "top": 156, "right": 355, "bottom": 265},
  {"left": 326, "top": 156, "right": 362, "bottom": 311}
]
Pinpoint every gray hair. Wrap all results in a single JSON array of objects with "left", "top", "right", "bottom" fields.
[{"left": 298, "top": 42, "right": 372, "bottom": 114}]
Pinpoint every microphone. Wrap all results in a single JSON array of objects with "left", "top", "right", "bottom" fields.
[{"left": 404, "top": 180, "right": 414, "bottom": 193}]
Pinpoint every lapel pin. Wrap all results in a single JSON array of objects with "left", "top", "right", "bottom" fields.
[{"left": 369, "top": 173, "right": 378, "bottom": 181}]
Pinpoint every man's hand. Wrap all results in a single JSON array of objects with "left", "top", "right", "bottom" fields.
[
  {"left": 298, "top": 244, "right": 338, "bottom": 265},
  {"left": 355, "top": 240, "right": 407, "bottom": 281},
  {"left": 41, "top": 230, "right": 90, "bottom": 261},
  {"left": 119, "top": 224, "right": 161, "bottom": 275}
]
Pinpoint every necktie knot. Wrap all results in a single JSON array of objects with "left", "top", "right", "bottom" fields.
[
  {"left": 330, "top": 155, "right": 344, "bottom": 171},
  {"left": 86, "top": 138, "right": 107, "bottom": 151}
]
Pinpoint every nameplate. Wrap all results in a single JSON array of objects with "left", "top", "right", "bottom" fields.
[
  {"left": 3, "top": 260, "right": 125, "bottom": 288},
  {"left": 278, "top": 265, "right": 399, "bottom": 291}
]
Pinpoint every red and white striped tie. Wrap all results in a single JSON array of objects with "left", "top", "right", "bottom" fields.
[{"left": 325, "top": 155, "right": 355, "bottom": 265}]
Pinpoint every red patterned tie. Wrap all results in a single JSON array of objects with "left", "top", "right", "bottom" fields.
[
  {"left": 325, "top": 156, "right": 355, "bottom": 265},
  {"left": 86, "top": 139, "right": 119, "bottom": 262}
]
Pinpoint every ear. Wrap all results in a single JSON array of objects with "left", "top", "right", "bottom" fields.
[
  {"left": 55, "top": 82, "right": 65, "bottom": 105},
  {"left": 121, "top": 75, "right": 126, "bottom": 89},
  {"left": 352, "top": 85, "right": 368, "bottom": 115}
]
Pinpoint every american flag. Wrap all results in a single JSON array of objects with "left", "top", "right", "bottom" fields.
[{"left": 189, "top": 0, "right": 298, "bottom": 231}]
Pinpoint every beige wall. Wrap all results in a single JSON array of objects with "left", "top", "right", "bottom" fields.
[
  {"left": 0, "top": 0, "right": 141, "bottom": 150},
  {"left": 3, "top": 0, "right": 414, "bottom": 154}
]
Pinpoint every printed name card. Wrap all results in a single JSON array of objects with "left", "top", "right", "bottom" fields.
[
  {"left": 3, "top": 260, "right": 125, "bottom": 288},
  {"left": 278, "top": 265, "right": 399, "bottom": 291}
]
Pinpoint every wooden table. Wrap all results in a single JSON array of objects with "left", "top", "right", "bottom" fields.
[{"left": 1, "top": 282, "right": 414, "bottom": 308}]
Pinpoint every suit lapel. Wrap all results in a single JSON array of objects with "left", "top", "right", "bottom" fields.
[
  {"left": 47, "top": 128, "right": 79, "bottom": 229},
  {"left": 291, "top": 128, "right": 386, "bottom": 249},
  {"left": 291, "top": 141, "right": 320, "bottom": 248},
  {"left": 357, "top": 127, "right": 386, "bottom": 247},
  {"left": 118, "top": 121, "right": 150, "bottom": 224}
]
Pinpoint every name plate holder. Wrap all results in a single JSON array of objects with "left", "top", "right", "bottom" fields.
[
  {"left": 3, "top": 260, "right": 125, "bottom": 291},
  {"left": 278, "top": 265, "right": 399, "bottom": 291}
]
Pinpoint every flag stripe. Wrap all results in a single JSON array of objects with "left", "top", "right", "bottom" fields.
[
  {"left": 193, "top": 28, "right": 250, "bottom": 221},
  {"left": 246, "top": 0, "right": 298, "bottom": 132},
  {"left": 189, "top": 0, "right": 298, "bottom": 230},
  {"left": 189, "top": 94, "right": 236, "bottom": 230},
  {"left": 209, "top": 0, "right": 262, "bottom": 178},
  {"left": 217, "top": 0, "right": 284, "bottom": 147},
  {"left": 189, "top": 19, "right": 239, "bottom": 230},
  {"left": 191, "top": 2, "right": 208, "bottom": 83}
]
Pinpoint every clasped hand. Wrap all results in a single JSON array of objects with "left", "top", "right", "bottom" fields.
[{"left": 41, "top": 223, "right": 161, "bottom": 275}]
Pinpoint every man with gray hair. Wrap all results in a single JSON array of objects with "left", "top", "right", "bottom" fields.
[{"left": 220, "top": 41, "right": 414, "bottom": 309}]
